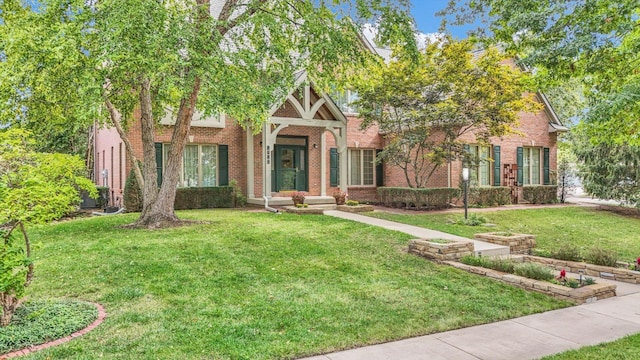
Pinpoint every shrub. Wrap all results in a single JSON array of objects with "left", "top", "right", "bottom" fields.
[
  {"left": 514, "top": 262, "right": 555, "bottom": 281},
  {"left": 377, "top": 187, "right": 459, "bottom": 209},
  {"left": 457, "top": 213, "right": 487, "bottom": 226},
  {"left": 522, "top": 185, "right": 558, "bottom": 204},
  {"left": 345, "top": 200, "right": 359, "bottom": 206},
  {"left": 95, "top": 186, "right": 110, "bottom": 209},
  {"left": 565, "top": 279, "right": 580, "bottom": 288},
  {"left": 174, "top": 187, "right": 235, "bottom": 210},
  {"left": 584, "top": 277, "right": 596, "bottom": 285},
  {"left": 229, "top": 180, "right": 246, "bottom": 207},
  {"left": 460, "top": 256, "right": 515, "bottom": 273},
  {"left": 468, "top": 186, "right": 512, "bottom": 207},
  {"left": 551, "top": 244, "right": 582, "bottom": 262},
  {"left": 584, "top": 247, "right": 619, "bottom": 267},
  {"left": 123, "top": 167, "right": 143, "bottom": 212}
]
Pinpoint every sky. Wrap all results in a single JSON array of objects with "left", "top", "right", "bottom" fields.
[{"left": 409, "top": 1, "right": 474, "bottom": 39}]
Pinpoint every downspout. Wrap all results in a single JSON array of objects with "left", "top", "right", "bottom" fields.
[{"left": 264, "top": 195, "right": 280, "bottom": 214}]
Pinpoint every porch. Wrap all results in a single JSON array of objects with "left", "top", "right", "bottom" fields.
[{"left": 247, "top": 195, "right": 337, "bottom": 206}]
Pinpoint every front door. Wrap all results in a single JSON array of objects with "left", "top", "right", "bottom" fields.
[{"left": 275, "top": 145, "right": 307, "bottom": 192}]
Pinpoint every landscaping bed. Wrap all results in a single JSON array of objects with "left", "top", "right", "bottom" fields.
[
  {"left": 474, "top": 232, "right": 536, "bottom": 254},
  {"left": 408, "top": 238, "right": 474, "bottom": 261},
  {"left": 336, "top": 204, "right": 374, "bottom": 213},
  {"left": 446, "top": 260, "right": 616, "bottom": 304},
  {"left": 521, "top": 255, "right": 640, "bottom": 284}
]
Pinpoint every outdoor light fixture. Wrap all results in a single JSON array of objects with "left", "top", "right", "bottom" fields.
[{"left": 462, "top": 167, "right": 469, "bottom": 220}]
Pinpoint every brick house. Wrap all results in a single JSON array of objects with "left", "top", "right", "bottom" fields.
[{"left": 94, "top": 67, "right": 566, "bottom": 207}]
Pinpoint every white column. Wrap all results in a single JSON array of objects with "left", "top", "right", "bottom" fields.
[
  {"left": 262, "top": 123, "right": 271, "bottom": 198},
  {"left": 338, "top": 126, "right": 348, "bottom": 192},
  {"left": 246, "top": 127, "right": 255, "bottom": 198},
  {"left": 320, "top": 131, "right": 327, "bottom": 196}
]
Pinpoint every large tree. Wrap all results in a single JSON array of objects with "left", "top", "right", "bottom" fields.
[
  {"left": 354, "top": 38, "right": 539, "bottom": 188},
  {"left": 440, "top": 0, "right": 640, "bottom": 145},
  {"left": 0, "top": 0, "right": 416, "bottom": 228}
]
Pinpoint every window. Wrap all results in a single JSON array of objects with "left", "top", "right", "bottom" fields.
[
  {"left": 467, "top": 145, "right": 492, "bottom": 186},
  {"left": 163, "top": 144, "right": 218, "bottom": 187},
  {"left": 348, "top": 149, "right": 375, "bottom": 186},
  {"left": 331, "top": 89, "right": 359, "bottom": 114},
  {"left": 522, "top": 147, "right": 541, "bottom": 185}
]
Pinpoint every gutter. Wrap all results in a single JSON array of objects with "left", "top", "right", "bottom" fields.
[{"left": 263, "top": 196, "right": 280, "bottom": 214}]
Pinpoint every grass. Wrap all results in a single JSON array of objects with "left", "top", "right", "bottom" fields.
[
  {"left": 0, "top": 300, "right": 98, "bottom": 354},
  {"left": 543, "top": 333, "right": 640, "bottom": 359},
  {"left": 9, "top": 210, "right": 568, "bottom": 359},
  {"left": 366, "top": 206, "right": 640, "bottom": 261}
]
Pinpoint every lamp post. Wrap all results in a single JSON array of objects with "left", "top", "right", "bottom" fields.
[{"left": 462, "top": 167, "right": 469, "bottom": 219}]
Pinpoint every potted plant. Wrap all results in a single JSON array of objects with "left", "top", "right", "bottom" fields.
[
  {"left": 333, "top": 189, "right": 347, "bottom": 205},
  {"left": 291, "top": 191, "right": 307, "bottom": 206}
]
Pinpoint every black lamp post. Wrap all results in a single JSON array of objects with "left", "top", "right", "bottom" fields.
[{"left": 462, "top": 167, "right": 469, "bottom": 219}]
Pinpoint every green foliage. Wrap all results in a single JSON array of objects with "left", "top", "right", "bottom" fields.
[
  {"left": 514, "top": 262, "right": 555, "bottom": 281},
  {"left": 0, "top": 299, "right": 98, "bottom": 354},
  {"left": 551, "top": 245, "right": 582, "bottom": 262},
  {"left": 95, "top": 186, "right": 110, "bottom": 209},
  {"left": 456, "top": 213, "right": 488, "bottom": 226},
  {"left": 174, "top": 187, "right": 235, "bottom": 210},
  {"left": 460, "top": 255, "right": 516, "bottom": 274},
  {"left": 377, "top": 187, "right": 460, "bottom": 209},
  {"left": 229, "top": 179, "right": 246, "bottom": 207},
  {"left": 584, "top": 277, "right": 596, "bottom": 286},
  {"left": 355, "top": 38, "right": 539, "bottom": 187},
  {"left": 0, "top": 129, "right": 95, "bottom": 326},
  {"left": 0, "top": 230, "right": 31, "bottom": 302},
  {"left": 584, "top": 247, "right": 619, "bottom": 267},
  {"left": 468, "top": 186, "right": 512, "bottom": 207},
  {"left": 345, "top": 200, "right": 360, "bottom": 206},
  {"left": 441, "top": 0, "right": 640, "bottom": 145},
  {"left": 522, "top": 185, "right": 558, "bottom": 204},
  {"left": 123, "top": 166, "right": 143, "bottom": 212},
  {"left": 573, "top": 128, "right": 640, "bottom": 207}
]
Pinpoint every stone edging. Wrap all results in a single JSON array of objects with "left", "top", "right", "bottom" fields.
[
  {"left": 1, "top": 302, "right": 107, "bottom": 359},
  {"left": 443, "top": 261, "right": 616, "bottom": 304},
  {"left": 409, "top": 239, "right": 474, "bottom": 261},
  {"left": 474, "top": 233, "right": 536, "bottom": 255},
  {"left": 521, "top": 255, "right": 640, "bottom": 284}
]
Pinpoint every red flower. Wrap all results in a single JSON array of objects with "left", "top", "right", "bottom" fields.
[{"left": 560, "top": 269, "right": 566, "bottom": 277}]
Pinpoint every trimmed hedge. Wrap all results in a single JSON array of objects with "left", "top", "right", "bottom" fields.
[
  {"left": 522, "top": 185, "right": 558, "bottom": 204},
  {"left": 174, "top": 186, "right": 235, "bottom": 210},
  {"left": 123, "top": 167, "right": 143, "bottom": 212},
  {"left": 468, "top": 186, "right": 512, "bottom": 207},
  {"left": 377, "top": 187, "right": 459, "bottom": 209}
]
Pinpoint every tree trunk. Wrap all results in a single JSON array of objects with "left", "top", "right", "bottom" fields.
[
  {"left": 105, "top": 98, "right": 145, "bottom": 191},
  {"left": 138, "top": 78, "right": 160, "bottom": 219},
  {"left": 133, "top": 78, "right": 201, "bottom": 228},
  {"left": 0, "top": 293, "right": 21, "bottom": 327}
]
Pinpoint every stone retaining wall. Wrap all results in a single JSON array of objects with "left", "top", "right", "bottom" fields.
[
  {"left": 521, "top": 255, "right": 640, "bottom": 284},
  {"left": 408, "top": 239, "right": 474, "bottom": 261},
  {"left": 336, "top": 204, "right": 375, "bottom": 213},
  {"left": 474, "top": 233, "right": 536, "bottom": 255},
  {"left": 445, "top": 261, "right": 616, "bottom": 304}
]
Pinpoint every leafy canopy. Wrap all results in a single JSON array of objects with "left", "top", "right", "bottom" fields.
[
  {"left": 440, "top": 0, "right": 640, "bottom": 144},
  {"left": 355, "top": 38, "right": 539, "bottom": 187}
]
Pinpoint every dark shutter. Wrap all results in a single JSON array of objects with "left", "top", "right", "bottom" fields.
[
  {"left": 330, "top": 148, "right": 339, "bottom": 187},
  {"left": 155, "top": 142, "right": 163, "bottom": 186},
  {"left": 493, "top": 146, "right": 501, "bottom": 186},
  {"left": 543, "top": 147, "right": 550, "bottom": 185},
  {"left": 219, "top": 145, "right": 229, "bottom": 186},
  {"left": 517, "top": 147, "right": 524, "bottom": 186},
  {"left": 376, "top": 149, "right": 384, "bottom": 187}
]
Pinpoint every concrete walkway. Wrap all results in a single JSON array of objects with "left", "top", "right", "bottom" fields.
[
  {"left": 324, "top": 210, "right": 510, "bottom": 258},
  {"left": 302, "top": 210, "right": 640, "bottom": 360}
]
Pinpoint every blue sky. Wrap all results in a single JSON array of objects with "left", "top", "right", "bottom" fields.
[{"left": 410, "top": 1, "right": 472, "bottom": 39}]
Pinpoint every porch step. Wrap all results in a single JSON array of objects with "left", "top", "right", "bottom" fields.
[{"left": 247, "top": 196, "right": 336, "bottom": 206}]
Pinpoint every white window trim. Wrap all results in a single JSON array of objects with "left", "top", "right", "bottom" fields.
[
  {"left": 348, "top": 148, "right": 376, "bottom": 187},
  {"left": 332, "top": 89, "right": 359, "bottom": 115},
  {"left": 163, "top": 143, "right": 219, "bottom": 187},
  {"left": 160, "top": 109, "right": 225, "bottom": 128},
  {"left": 523, "top": 147, "right": 542, "bottom": 185},
  {"left": 468, "top": 144, "right": 492, "bottom": 186}
]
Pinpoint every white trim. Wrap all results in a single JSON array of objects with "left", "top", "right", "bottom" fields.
[{"left": 247, "top": 128, "right": 254, "bottom": 198}]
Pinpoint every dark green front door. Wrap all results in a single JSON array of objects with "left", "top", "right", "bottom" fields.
[{"left": 275, "top": 145, "right": 307, "bottom": 191}]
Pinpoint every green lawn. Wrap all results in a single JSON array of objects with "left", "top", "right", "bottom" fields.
[
  {"left": 543, "top": 333, "right": 640, "bottom": 359},
  {"left": 11, "top": 210, "right": 567, "bottom": 359},
  {"left": 366, "top": 206, "right": 640, "bottom": 261}
]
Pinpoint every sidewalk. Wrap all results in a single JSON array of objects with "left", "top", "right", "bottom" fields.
[
  {"left": 324, "top": 210, "right": 510, "bottom": 258},
  {"left": 302, "top": 210, "right": 640, "bottom": 360}
]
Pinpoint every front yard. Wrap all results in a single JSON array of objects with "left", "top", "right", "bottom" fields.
[
  {"left": 9, "top": 210, "right": 567, "bottom": 359},
  {"left": 366, "top": 206, "right": 640, "bottom": 261}
]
